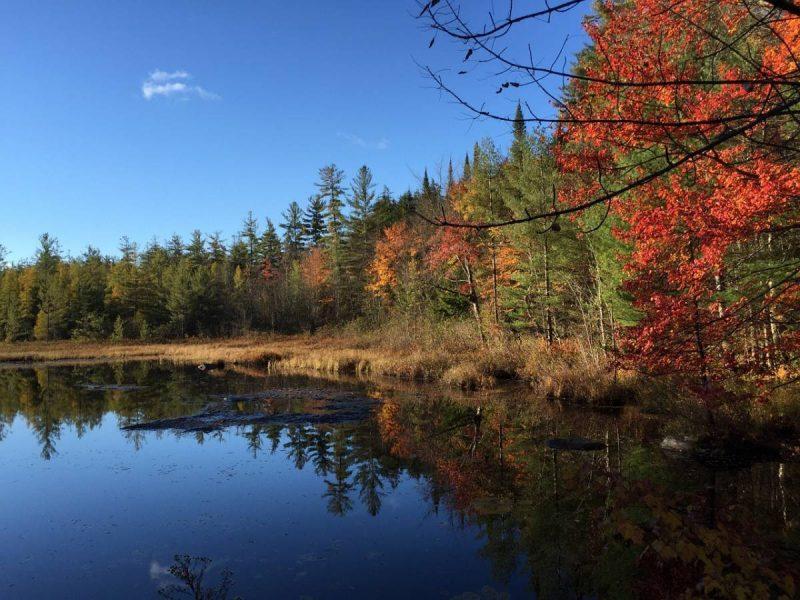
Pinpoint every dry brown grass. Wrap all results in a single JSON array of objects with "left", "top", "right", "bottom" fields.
[{"left": 0, "top": 317, "right": 638, "bottom": 402}]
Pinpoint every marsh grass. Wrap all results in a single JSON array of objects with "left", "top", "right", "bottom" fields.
[{"left": 0, "top": 316, "right": 637, "bottom": 402}]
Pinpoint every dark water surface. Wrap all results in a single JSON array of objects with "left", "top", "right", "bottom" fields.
[{"left": 0, "top": 363, "right": 797, "bottom": 599}]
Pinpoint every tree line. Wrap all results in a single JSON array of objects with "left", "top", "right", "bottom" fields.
[{"left": 0, "top": 120, "right": 621, "bottom": 347}]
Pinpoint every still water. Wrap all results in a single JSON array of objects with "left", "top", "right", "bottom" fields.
[{"left": 0, "top": 363, "right": 797, "bottom": 599}]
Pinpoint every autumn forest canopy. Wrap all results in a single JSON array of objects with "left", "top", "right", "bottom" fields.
[{"left": 2, "top": 0, "right": 800, "bottom": 406}]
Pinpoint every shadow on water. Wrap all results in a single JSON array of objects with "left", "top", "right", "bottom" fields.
[{"left": 0, "top": 363, "right": 798, "bottom": 598}]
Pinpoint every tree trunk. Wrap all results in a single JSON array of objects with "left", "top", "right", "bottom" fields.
[
  {"left": 463, "top": 257, "right": 487, "bottom": 346},
  {"left": 543, "top": 234, "right": 554, "bottom": 345},
  {"left": 491, "top": 243, "right": 500, "bottom": 325}
]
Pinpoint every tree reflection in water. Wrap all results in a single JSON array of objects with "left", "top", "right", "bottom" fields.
[
  {"left": 0, "top": 364, "right": 797, "bottom": 598},
  {"left": 157, "top": 555, "right": 236, "bottom": 600}
]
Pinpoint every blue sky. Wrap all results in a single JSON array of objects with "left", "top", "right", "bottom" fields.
[{"left": 0, "top": 1, "right": 588, "bottom": 261}]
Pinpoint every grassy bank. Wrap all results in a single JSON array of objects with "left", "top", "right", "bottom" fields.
[{"left": 0, "top": 318, "right": 636, "bottom": 401}]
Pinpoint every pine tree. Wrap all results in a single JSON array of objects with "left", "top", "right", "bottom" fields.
[
  {"left": 315, "top": 164, "right": 346, "bottom": 246},
  {"left": 447, "top": 159, "right": 454, "bottom": 194},
  {"left": 208, "top": 232, "right": 228, "bottom": 263},
  {"left": 315, "top": 164, "right": 347, "bottom": 320},
  {"left": 345, "top": 166, "right": 377, "bottom": 310},
  {"left": 418, "top": 168, "right": 441, "bottom": 216},
  {"left": 348, "top": 166, "right": 376, "bottom": 229},
  {"left": 166, "top": 234, "right": 184, "bottom": 259},
  {"left": 229, "top": 237, "right": 249, "bottom": 271},
  {"left": 240, "top": 212, "right": 260, "bottom": 271},
  {"left": 32, "top": 235, "right": 69, "bottom": 339},
  {"left": 259, "top": 219, "right": 282, "bottom": 269},
  {"left": 510, "top": 102, "right": 530, "bottom": 168},
  {"left": 371, "top": 186, "right": 399, "bottom": 232},
  {"left": 73, "top": 246, "right": 107, "bottom": 322},
  {"left": 280, "top": 202, "right": 305, "bottom": 260},
  {"left": 462, "top": 153, "right": 471, "bottom": 181},
  {"left": 187, "top": 230, "right": 207, "bottom": 265},
  {"left": 35, "top": 233, "right": 61, "bottom": 276},
  {"left": 302, "top": 195, "right": 326, "bottom": 247}
]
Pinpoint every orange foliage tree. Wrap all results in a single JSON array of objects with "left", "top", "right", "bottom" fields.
[{"left": 556, "top": 0, "right": 800, "bottom": 397}]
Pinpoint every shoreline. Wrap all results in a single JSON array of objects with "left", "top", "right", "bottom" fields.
[{"left": 0, "top": 334, "right": 632, "bottom": 400}]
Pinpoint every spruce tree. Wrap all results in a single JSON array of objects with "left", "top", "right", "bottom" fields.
[
  {"left": 510, "top": 102, "right": 530, "bottom": 168},
  {"left": 280, "top": 202, "right": 305, "bottom": 260},
  {"left": 187, "top": 230, "right": 207, "bottom": 265},
  {"left": 371, "top": 186, "right": 398, "bottom": 231},
  {"left": 418, "top": 168, "right": 441, "bottom": 216},
  {"left": 447, "top": 159, "right": 454, "bottom": 194},
  {"left": 74, "top": 246, "right": 106, "bottom": 321},
  {"left": 229, "top": 237, "right": 249, "bottom": 271},
  {"left": 35, "top": 233, "right": 61, "bottom": 275},
  {"left": 302, "top": 195, "right": 326, "bottom": 247},
  {"left": 166, "top": 234, "right": 184, "bottom": 259},
  {"left": 240, "top": 212, "right": 260, "bottom": 270},
  {"left": 208, "top": 232, "right": 228, "bottom": 263},
  {"left": 259, "top": 219, "right": 283, "bottom": 269}
]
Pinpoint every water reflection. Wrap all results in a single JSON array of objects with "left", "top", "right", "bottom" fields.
[
  {"left": 157, "top": 555, "right": 235, "bottom": 600},
  {"left": 0, "top": 364, "right": 797, "bottom": 598}
]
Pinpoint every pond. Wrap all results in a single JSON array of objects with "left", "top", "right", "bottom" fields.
[{"left": 0, "top": 363, "right": 797, "bottom": 599}]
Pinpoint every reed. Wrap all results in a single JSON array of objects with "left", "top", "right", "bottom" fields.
[{"left": 0, "top": 318, "right": 636, "bottom": 402}]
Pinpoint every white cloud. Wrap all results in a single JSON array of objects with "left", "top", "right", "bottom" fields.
[
  {"left": 337, "top": 132, "right": 390, "bottom": 151},
  {"left": 149, "top": 69, "right": 190, "bottom": 83},
  {"left": 142, "top": 69, "right": 219, "bottom": 101}
]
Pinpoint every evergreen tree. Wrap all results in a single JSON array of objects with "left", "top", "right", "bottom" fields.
[
  {"left": 34, "top": 264, "right": 71, "bottom": 340},
  {"left": 111, "top": 315, "right": 124, "bottom": 341},
  {"left": 240, "top": 212, "right": 260, "bottom": 270},
  {"left": 315, "top": 164, "right": 347, "bottom": 319},
  {"left": 17, "top": 267, "right": 38, "bottom": 339},
  {"left": 35, "top": 233, "right": 61, "bottom": 275},
  {"left": 345, "top": 165, "right": 377, "bottom": 309},
  {"left": 447, "top": 159, "right": 454, "bottom": 194},
  {"left": 208, "top": 232, "right": 228, "bottom": 263},
  {"left": 462, "top": 152, "right": 471, "bottom": 181},
  {"left": 418, "top": 168, "right": 441, "bottom": 216},
  {"left": 315, "top": 164, "right": 346, "bottom": 246},
  {"left": 186, "top": 230, "right": 207, "bottom": 265},
  {"left": 510, "top": 102, "right": 530, "bottom": 168},
  {"left": 371, "top": 186, "right": 400, "bottom": 232},
  {"left": 259, "top": 219, "right": 283, "bottom": 269},
  {"left": 280, "top": 202, "right": 305, "bottom": 260},
  {"left": 302, "top": 195, "right": 326, "bottom": 247},
  {"left": 73, "top": 246, "right": 107, "bottom": 322},
  {"left": 229, "top": 237, "right": 249, "bottom": 271},
  {"left": 0, "top": 270, "right": 22, "bottom": 341},
  {"left": 348, "top": 165, "right": 376, "bottom": 228},
  {"left": 166, "top": 234, "right": 184, "bottom": 259}
]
